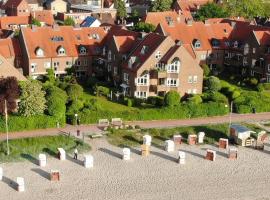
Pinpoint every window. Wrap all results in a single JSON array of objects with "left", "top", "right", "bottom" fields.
[
  {"left": 84, "top": 60, "right": 88, "bottom": 66},
  {"left": 193, "top": 40, "right": 201, "bottom": 49},
  {"left": 107, "top": 64, "right": 111, "bottom": 71},
  {"left": 102, "top": 47, "right": 106, "bottom": 56},
  {"left": 253, "top": 48, "right": 256, "bottom": 54},
  {"left": 108, "top": 50, "right": 111, "bottom": 61},
  {"left": 136, "top": 74, "right": 149, "bottom": 86},
  {"left": 251, "top": 70, "right": 254, "bottom": 76},
  {"left": 166, "top": 78, "right": 178, "bottom": 87},
  {"left": 79, "top": 46, "right": 87, "bottom": 55},
  {"left": 167, "top": 59, "right": 180, "bottom": 73},
  {"left": 135, "top": 91, "right": 147, "bottom": 99},
  {"left": 268, "top": 64, "right": 270, "bottom": 72},
  {"left": 225, "top": 52, "right": 230, "bottom": 58},
  {"left": 114, "top": 67, "right": 117, "bottom": 75},
  {"left": 155, "top": 51, "right": 162, "bottom": 59},
  {"left": 233, "top": 41, "right": 238, "bottom": 48},
  {"left": 193, "top": 76, "right": 198, "bottom": 83},
  {"left": 31, "top": 63, "right": 37, "bottom": 72},
  {"left": 66, "top": 61, "right": 72, "bottom": 67},
  {"left": 57, "top": 46, "right": 66, "bottom": 56},
  {"left": 123, "top": 73, "right": 129, "bottom": 82},
  {"left": 92, "top": 33, "right": 100, "bottom": 40},
  {"left": 53, "top": 62, "right": 59, "bottom": 67},
  {"left": 192, "top": 89, "right": 197, "bottom": 94},
  {"left": 44, "top": 62, "right": 50, "bottom": 69},
  {"left": 75, "top": 60, "right": 81, "bottom": 66},
  {"left": 140, "top": 45, "right": 149, "bottom": 55},
  {"left": 35, "top": 47, "right": 44, "bottom": 57},
  {"left": 200, "top": 54, "right": 206, "bottom": 60},
  {"left": 243, "top": 57, "right": 248, "bottom": 66},
  {"left": 188, "top": 76, "right": 193, "bottom": 83}
]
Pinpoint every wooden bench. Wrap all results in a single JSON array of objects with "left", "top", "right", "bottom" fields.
[
  {"left": 111, "top": 118, "right": 122, "bottom": 127},
  {"left": 98, "top": 119, "right": 110, "bottom": 127}
]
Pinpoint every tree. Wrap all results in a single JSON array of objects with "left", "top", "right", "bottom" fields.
[
  {"left": 195, "top": 3, "right": 229, "bottom": 21},
  {"left": 31, "top": 18, "right": 41, "bottom": 27},
  {"left": 205, "top": 76, "right": 221, "bottom": 92},
  {"left": 46, "top": 86, "right": 67, "bottom": 121},
  {"left": 19, "top": 80, "right": 46, "bottom": 116},
  {"left": 66, "top": 84, "right": 83, "bottom": 101},
  {"left": 164, "top": 91, "right": 180, "bottom": 107},
  {"left": 202, "top": 64, "right": 210, "bottom": 77},
  {"left": 133, "top": 22, "right": 156, "bottom": 33},
  {"left": 0, "top": 77, "right": 20, "bottom": 114},
  {"left": 64, "top": 17, "right": 75, "bottom": 26},
  {"left": 131, "top": 9, "right": 139, "bottom": 19},
  {"left": 224, "top": 0, "right": 265, "bottom": 18},
  {"left": 151, "top": 0, "right": 173, "bottom": 12},
  {"left": 116, "top": 0, "right": 127, "bottom": 24}
]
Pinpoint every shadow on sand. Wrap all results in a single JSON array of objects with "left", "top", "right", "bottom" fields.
[
  {"left": 2, "top": 176, "right": 17, "bottom": 190},
  {"left": 66, "top": 154, "right": 83, "bottom": 166},
  {"left": 99, "top": 148, "right": 122, "bottom": 159},
  {"left": 20, "top": 153, "right": 39, "bottom": 165},
  {"left": 31, "top": 168, "right": 50, "bottom": 180},
  {"left": 151, "top": 151, "right": 178, "bottom": 163}
]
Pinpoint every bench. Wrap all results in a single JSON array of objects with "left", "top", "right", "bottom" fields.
[{"left": 111, "top": 118, "right": 122, "bottom": 127}]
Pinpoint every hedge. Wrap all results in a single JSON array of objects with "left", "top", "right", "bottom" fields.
[
  {"left": 0, "top": 115, "right": 64, "bottom": 132},
  {"left": 78, "top": 102, "right": 229, "bottom": 124}
]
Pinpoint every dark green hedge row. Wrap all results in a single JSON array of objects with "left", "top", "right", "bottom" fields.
[
  {"left": 0, "top": 115, "right": 65, "bottom": 132},
  {"left": 79, "top": 102, "right": 229, "bottom": 124}
]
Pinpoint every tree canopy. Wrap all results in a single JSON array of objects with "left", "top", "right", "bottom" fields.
[
  {"left": 195, "top": 3, "right": 229, "bottom": 21},
  {"left": 116, "top": 0, "right": 127, "bottom": 23},
  {"left": 0, "top": 77, "right": 20, "bottom": 115},
  {"left": 150, "top": 0, "right": 173, "bottom": 12},
  {"left": 164, "top": 91, "right": 180, "bottom": 107},
  {"left": 133, "top": 22, "right": 156, "bottom": 33},
  {"left": 31, "top": 18, "right": 41, "bottom": 27},
  {"left": 64, "top": 17, "right": 75, "bottom": 26},
  {"left": 19, "top": 80, "right": 46, "bottom": 116}
]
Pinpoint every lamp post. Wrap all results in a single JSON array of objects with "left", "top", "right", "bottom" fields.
[
  {"left": 227, "top": 101, "right": 233, "bottom": 136},
  {"left": 4, "top": 100, "right": 10, "bottom": 155},
  {"left": 75, "top": 113, "right": 80, "bottom": 136}
]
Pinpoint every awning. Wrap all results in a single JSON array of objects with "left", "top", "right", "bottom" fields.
[{"left": 120, "top": 83, "right": 129, "bottom": 88}]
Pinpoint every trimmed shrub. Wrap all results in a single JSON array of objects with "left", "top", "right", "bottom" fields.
[
  {"left": 187, "top": 95, "right": 203, "bottom": 104},
  {"left": 205, "top": 76, "right": 221, "bottom": 92},
  {"left": 202, "top": 92, "right": 228, "bottom": 104},
  {"left": 126, "top": 98, "right": 133, "bottom": 107},
  {"left": 66, "top": 84, "right": 83, "bottom": 101},
  {"left": 147, "top": 96, "right": 164, "bottom": 107},
  {"left": 164, "top": 91, "right": 180, "bottom": 107},
  {"left": 249, "top": 78, "right": 258, "bottom": 86},
  {"left": 202, "top": 64, "right": 210, "bottom": 77},
  {"left": 95, "top": 86, "right": 110, "bottom": 97}
]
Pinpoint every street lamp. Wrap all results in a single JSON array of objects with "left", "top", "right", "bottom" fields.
[
  {"left": 75, "top": 113, "right": 80, "bottom": 137},
  {"left": 4, "top": 100, "right": 10, "bottom": 155},
  {"left": 227, "top": 101, "right": 233, "bottom": 135}
]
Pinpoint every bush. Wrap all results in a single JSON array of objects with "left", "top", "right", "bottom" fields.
[
  {"left": 202, "top": 92, "right": 228, "bottom": 104},
  {"left": 202, "top": 64, "right": 210, "bottom": 77},
  {"left": 205, "top": 76, "right": 221, "bottom": 92},
  {"left": 187, "top": 95, "right": 203, "bottom": 104},
  {"left": 0, "top": 115, "right": 62, "bottom": 132},
  {"left": 147, "top": 96, "right": 164, "bottom": 107},
  {"left": 249, "top": 78, "right": 258, "bottom": 86},
  {"left": 231, "top": 90, "right": 241, "bottom": 99},
  {"left": 126, "top": 98, "right": 133, "bottom": 107},
  {"left": 164, "top": 91, "right": 180, "bottom": 107},
  {"left": 95, "top": 86, "right": 110, "bottom": 97},
  {"left": 66, "top": 84, "right": 83, "bottom": 101},
  {"left": 257, "top": 83, "right": 270, "bottom": 91}
]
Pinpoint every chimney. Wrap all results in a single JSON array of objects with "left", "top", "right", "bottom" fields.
[
  {"left": 52, "top": 23, "right": 59, "bottom": 30},
  {"left": 140, "top": 32, "right": 147, "bottom": 39},
  {"left": 31, "top": 24, "right": 37, "bottom": 32},
  {"left": 204, "top": 19, "right": 210, "bottom": 25}
]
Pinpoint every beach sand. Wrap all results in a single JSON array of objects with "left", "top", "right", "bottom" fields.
[{"left": 1, "top": 138, "right": 270, "bottom": 200}]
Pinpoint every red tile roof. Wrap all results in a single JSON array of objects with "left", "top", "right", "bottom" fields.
[
  {"left": 0, "top": 16, "right": 30, "bottom": 29},
  {"left": 31, "top": 10, "right": 54, "bottom": 26},
  {"left": 0, "top": 38, "right": 21, "bottom": 58},
  {"left": 3, "top": 0, "right": 25, "bottom": 8},
  {"left": 253, "top": 30, "right": 270, "bottom": 46},
  {"left": 175, "top": 0, "right": 213, "bottom": 12},
  {"left": 21, "top": 26, "right": 108, "bottom": 59}
]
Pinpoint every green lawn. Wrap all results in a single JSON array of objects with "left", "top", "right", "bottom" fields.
[
  {"left": 0, "top": 135, "right": 91, "bottom": 163},
  {"left": 107, "top": 123, "right": 269, "bottom": 148}
]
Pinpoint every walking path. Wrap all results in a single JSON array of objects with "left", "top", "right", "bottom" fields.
[{"left": 0, "top": 112, "right": 269, "bottom": 141}]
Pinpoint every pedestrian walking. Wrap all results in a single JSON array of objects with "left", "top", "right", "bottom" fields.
[{"left": 74, "top": 148, "right": 78, "bottom": 160}]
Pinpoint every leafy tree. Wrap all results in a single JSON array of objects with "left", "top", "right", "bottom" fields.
[
  {"left": 205, "top": 76, "right": 221, "bottom": 92},
  {"left": 202, "top": 92, "right": 228, "bottom": 104},
  {"left": 224, "top": 0, "right": 265, "bottom": 18},
  {"left": 116, "top": 0, "right": 127, "bottom": 24},
  {"left": 202, "top": 64, "right": 210, "bottom": 77},
  {"left": 46, "top": 86, "right": 67, "bottom": 120},
  {"left": 64, "top": 17, "right": 75, "bottom": 26},
  {"left": 131, "top": 9, "right": 139, "bottom": 19},
  {"left": 151, "top": 0, "right": 173, "bottom": 12},
  {"left": 19, "top": 80, "right": 46, "bottom": 116},
  {"left": 0, "top": 77, "right": 20, "bottom": 114},
  {"left": 66, "top": 84, "right": 83, "bottom": 101},
  {"left": 164, "top": 91, "right": 180, "bottom": 107},
  {"left": 31, "top": 18, "right": 41, "bottom": 27},
  {"left": 133, "top": 22, "right": 156, "bottom": 33},
  {"left": 195, "top": 3, "right": 229, "bottom": 21}
]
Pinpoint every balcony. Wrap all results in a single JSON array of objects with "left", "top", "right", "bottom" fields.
[
  {"left": 157, "top": 84, "right": 167, "bottom": 92},
  {"left": 158, "top": 70, "right": 167, "bottom": 78}
]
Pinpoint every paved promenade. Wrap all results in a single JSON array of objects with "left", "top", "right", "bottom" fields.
[{"left": 0, "top": 112, "right": 269, "bottom": 140}]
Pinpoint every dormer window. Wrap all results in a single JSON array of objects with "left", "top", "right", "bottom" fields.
[
  {"left": 155, "top": 51, "right": 161, "bottom": 59},
  {"left": 193, "top": 39, "right": 201, "bottom": 49},
  {"left": 140, "top": 45, "right": 149, "bottom": 55},
  {"left": 35, "top": 47, "right": 44, "bottom": 57},
  {"left": 108, "top": 50, "right": 112, "bottom": 61},
  {"left": 57, "top": 46, "right": 66, "bottom": 56},
  {"left": 92, "top": 33, "right": 100, "bottom": 40},
  {"left": 243, "top": 43, "right": 249, "bottom": 55},
  {"left": 233, "top": 41, "right": 238, "bottom": 48},
  {"left": 211, "top": 39, "right": 220, "bottom": 48},
  {"left": 79, "top": 46, "right": 87, "bottom": 55}
]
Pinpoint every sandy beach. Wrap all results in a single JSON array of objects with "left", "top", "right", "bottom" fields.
[{"left": 1, "top": 138, "right": 270, "bottom": 200}]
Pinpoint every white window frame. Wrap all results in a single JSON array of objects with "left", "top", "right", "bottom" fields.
[
  {"left": 166, "top": 78, "right": 179, "bottom": 87},
  {"left": 253, "top": 48, "right": 256, "bottom": 54},
  {"left": 114, "top": 67, "right": 117, "bottom": 75},
  {"left": 193, "top": 76, "right": 198, "bottom": 83},
  {"left": 134, "top": 91, "right": 147, "bottom": 99},
  {"left": 108, "top": 50, "right": 111, "bottom": 61},
  {"left": 36, "top": 48, "right": 44, "bottom": 57},
  {"left": 123, "top": 73, "right": 129, "bottom": 82},
  {"left": 188, "top": 76, "right": 193, "bottom": 83},
  {"left": 107, "top": 64, "right": 111, "bottom": 72},
  {"left": 136, "top": 74, "right": 149, "bottom": 86},
  {"left": 192, "top": 89, "right": 197, "bottom": 94},
  {"left": 155, "top": 51, "right": 162, "bottom": 59},
  {"left": 167, "top": 60, "right": 180, "bottom": 73},
  {"left": 200, "top": 54, "right": 206, "bottom": 60},
  {"left": 31, "top": 63, "right": 37, "bottom": 72},
  {"left": 44, "top": 62, "right": 50, "bottom": 69},
  {"left": 80, "top": 47, "right": 87, "bottom": 55}
]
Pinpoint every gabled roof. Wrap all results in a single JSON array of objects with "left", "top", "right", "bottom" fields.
[
  {"left": 21, "top": 26, "right": 108, "bottom": 59},
  {"left": 3, "top": 0, "right": 25, "bottom": 8},
  {"left": 160, "top": 45, "right": 181, "bottom": 63},
  {"left": 175, "top": 0, "right": 213, "bottom": 12},
  {"left": 252, "top": 30, "right": 270, "bottom": 46},
  {"left": 0, "top": 16, "right": 30, "bottom": 29},
  {"left": 31, "top": 10, "right": 54, "bottom": 26},
  {"left": 0, "top": 54, "right": 26, "bottom": 81},
  {"left": 0, "top": 38, "right": 22, "bottom": 58}
]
